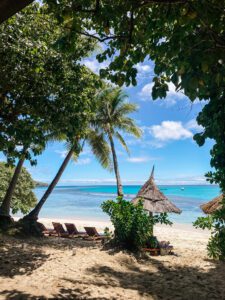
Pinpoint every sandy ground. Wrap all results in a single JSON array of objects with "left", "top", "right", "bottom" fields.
[{"left": 0, "top": 218, "right": 225, "bottom": 300}]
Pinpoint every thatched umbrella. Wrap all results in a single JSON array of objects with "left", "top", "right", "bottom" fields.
[
  {"left": 201, "top": 194, "right": 224, "bottom": 214},
  {"left": 132, "top": 166, "right": 181, "bottom": 214}
]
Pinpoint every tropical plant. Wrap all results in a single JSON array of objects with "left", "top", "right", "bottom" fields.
[
  {"left": 2, "top": 0, "right": 225, "bottom": 200},
  {"left": 0, "top": 162, "right": 37, "bottom": 216},
  {"left": 194, "top": 197, "right": 225, "bottom": 260},
  {"left": 0, "top": 4, "right": 100, "bottom": 224},
  {"left": 102, "top": 197, "right": 172, "bottom": 251},
  {"left": 2, "top": 1, "right": 225, "bottom": 253},
  {"left": 93, "top": 87, "right": 142, "bottom": 196},
  {"left": 24, "top": 129, "right": 112, "bottom": 222},
  {"left": 42, "top": 1, "right": 225, "bottom": 258}
]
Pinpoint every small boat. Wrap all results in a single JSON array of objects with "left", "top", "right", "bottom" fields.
[{"left": 181, "top": 187, "right": 184, "bottom": 191}]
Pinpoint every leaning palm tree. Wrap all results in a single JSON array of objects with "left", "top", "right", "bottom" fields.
[
  {"left": 93, "top": 87, "right": 142, "bottom": 196},
  {"left": 24, "top": 129, "right": 112, "bottom": 221}
]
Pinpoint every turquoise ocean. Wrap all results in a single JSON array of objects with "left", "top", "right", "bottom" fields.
[{"left": 33, "top": 185, "right": 220, "bottom": 224}]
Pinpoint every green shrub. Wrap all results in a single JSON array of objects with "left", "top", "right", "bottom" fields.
[
  {"left": 101, "top": 197, "right": 172, "bottom": 251},
  {"left": 0, "top": 162, "right": 37, "bottom": 214},
  {"left": 194, "top": 200, "right": 225, "bottom": 260}
]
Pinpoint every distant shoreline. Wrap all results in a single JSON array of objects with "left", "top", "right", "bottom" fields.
[
  {"left": 35, "top": 183, "right": 219, "bottom": 187},
  {"left": 35, "top": 181, "right": 48, "bottom": 187}
]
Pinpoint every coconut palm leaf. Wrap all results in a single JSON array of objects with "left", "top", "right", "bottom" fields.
[
  {"left": 87, "top": 130, "right": 112, "bottom": 171},
  {"left": 115, "top": 131, "right": 130, "bottom": 154}
]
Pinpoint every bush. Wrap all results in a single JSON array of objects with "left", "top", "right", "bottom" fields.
[
  {"left": 194, "top": 200, "right": 225, "bottom": 260},
  {"left": 101, "top": 197, "right": 172, "bottom": 251},
  {"left": 0, "top": 162, "right": 37, "bottom": 214}
]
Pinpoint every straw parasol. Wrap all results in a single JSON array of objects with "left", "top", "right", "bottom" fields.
[
  {"left": 201, "top": 194, "right": 224, "bottom": 214},
  {"left": 132, "top": 166, "right": 181, "bottom": 214}
]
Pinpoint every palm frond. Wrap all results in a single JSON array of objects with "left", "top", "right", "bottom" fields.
[
  {"left": 117, "top": 118, "right": 143, "bottom": 138},
  {"left": 46, "top": 132, "right": 67, "bottom": 146},
  {"left": 64, "top": 141, "right": 80, "bottom": 162},
  {"left": 113, "top": 103, "right": 138, "bottom": 118},
  {"left": 87, "top": 130, "right": 112, "bottom": 171},
  {"left": 93, "top": 86, "right": 142, "bottom": 160},
  {"left": 115, "top": 131, "right": 130, "bottom": 154}
]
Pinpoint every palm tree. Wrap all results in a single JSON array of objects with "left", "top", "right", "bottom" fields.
[
  {"left": 93, "top": 87, "right": 142, "bottom": 196},
  {"left": 24, "top": 130, "right": 112, "bottom": 221}
]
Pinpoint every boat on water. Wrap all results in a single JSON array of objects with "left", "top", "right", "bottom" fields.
[{"left": 181, "top": 187, "right": 185, "bottom": 191}]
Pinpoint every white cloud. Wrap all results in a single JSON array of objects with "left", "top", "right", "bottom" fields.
[
  {"left": 55, "top": 151, "right": 91, "bottom": 165},
  {"left": 55, "top": 150, "right": 67, "bottom": 158},
  {"left": 83, "top": 58, "right": 109, "bottom": 75},
  {"left": 185, "top": 119, "right": 203, "bottom": 132},
  {"left": 139, "top": 82, "right": 186, "bottom": 105},
  {"left": 76, "top": 158, "right": 91, "bottom": 165},
  {"left": 139, "top": 82, "right": 153, "bottom": 100},
  {"left": 156, "top": 175, "right": 207, "bottom": 185},
  {"left": 150, "top": 121, "right": 193, "bottom": 142},
  {"left": 127, "top": 156, "right": 151, "bottom": 163},
  {"left": 83, "top": 60, "right": 99, "bottom": 73},
  {"left": 80, "top": 147, "right": 92, "bottom": 156},
  {"left": 128, "top": 119, "right": 201, "bottom": 149},
  {"left": 135, "top": 63, "right": 152, "bottom": 74},
  {"left": 60, "top": 178, "right": 117, "bottom": 184}
]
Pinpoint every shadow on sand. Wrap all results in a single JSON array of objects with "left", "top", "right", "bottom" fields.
[
  {"left": 0, "top": 235, "right": 99, "bottom": 278},
  {"left": 0, "top": 236, "right": 225, "bottom": 299},
  {"left": 1, "top": 256, "right": 225, "bottom": 299}
]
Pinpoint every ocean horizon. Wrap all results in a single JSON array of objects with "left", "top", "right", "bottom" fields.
[{"left": 17, "top": 184, "right": 221, "bottom": 225}]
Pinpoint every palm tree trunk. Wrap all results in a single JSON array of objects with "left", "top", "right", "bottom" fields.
[
  {"left": 24, "top": 146, "right": 75, "bottom": 221},
  {"left": 108, "top": 134, "right": 123, "bottom": 196},
  {"left": 0, "top": 156, "right": 25, "bottom": 217}
]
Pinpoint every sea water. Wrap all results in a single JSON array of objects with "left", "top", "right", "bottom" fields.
[{"left": 34, "top": 185, "right": 220, "bottom": 224}]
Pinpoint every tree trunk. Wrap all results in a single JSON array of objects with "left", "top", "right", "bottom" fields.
[
  {"left": 149, "top": 212, "right": 153, "bottom": 236},
  {"left": 0, "top": 156, "right": 25, "bottom": 227},
  {"left": 108, "top": 134, "right": 123, "bottom": 196},
  {"left": 0, "top": 157, "right": 25, "bottom": 217},
  {"left": 24, "top": 146, "right": 75, "bottom": 221},
  {"left": 0, "top": 0, "right": 34, "bottom": 24}
]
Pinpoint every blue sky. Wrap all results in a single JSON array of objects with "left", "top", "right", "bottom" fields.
[{"left": 0, "top": 58, "right": 213, "bottom": 185}]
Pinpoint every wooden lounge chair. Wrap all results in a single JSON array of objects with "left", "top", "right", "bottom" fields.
[
  {"left": 37, "top": 222, "right": 57, "bottom": 236},
  {"left": 52, "top": 222, "right": 72, "bottom": 238},
  {"left": 64, "top": 223, "right": 87, "bottom": 237},
  {"left": 83, "top": 226, "right": 107, "bottom": 241}
]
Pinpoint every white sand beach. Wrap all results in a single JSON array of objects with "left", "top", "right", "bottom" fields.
[{"left": 1, "top": 218, "right": 224, "bottom": 300}]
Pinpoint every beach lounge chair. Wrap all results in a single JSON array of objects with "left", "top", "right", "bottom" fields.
[
  {"left": 84, "top": 226, "right": 107, "bottom": 241},
  {"left": 64, "top": 223, "right": 87, "bottom": 237},
  {"left": 52, "top": 222, "right": 72, "bottom": 238},
  {"left": 37, "top": 222, "right": 57, "bottom": 236}
]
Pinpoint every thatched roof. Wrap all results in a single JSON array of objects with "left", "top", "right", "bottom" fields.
[
  {"left": 131, "top": 166, "right": 181, "bottom": 214},
  {"left": 201, "top": 194, "right": 224, "bottom": 214}
]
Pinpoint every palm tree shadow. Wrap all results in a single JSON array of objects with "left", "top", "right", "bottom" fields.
[
  {"left": 0, "top": 236, "right": 99, "bottom": 278},
  {"left": 1, "top": 236, "right": 225, "bottom": 299},
  {"left": 1, "top": 257, "right": 225, "bottom": 299},
  {"left": 61, "top": 256, "right": 225, "bottom": 299},
  {"left": 0, "top": 238, "right": 50, "bottom": 278}
]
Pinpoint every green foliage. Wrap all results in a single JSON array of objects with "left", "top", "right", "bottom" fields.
[
  {"left": 92, "top": 87, "right": 142, "bottom": 195},
  {"left": 0, "top": 163, "right": 37, "bottom": 214},
  {"left": 94, "top": 87, "right": 142, "bottom": 145},
  {"left": 85, "top": 129, "right": 112, "bottom": 171},
  {"left": 0, "top": 3, "right": 100, "bottom": 165},
  {"left": 46, "top": 0, "right": 225, "bottom": 257},
  {"left": 46, "top": 1, "right": 225, "bottom": 194},
  {"left": 194, "top": 197, "right": 225, "bottom": 260},
  {"left": 101, "top": 197, "right": 172, "bottom": 251}
]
